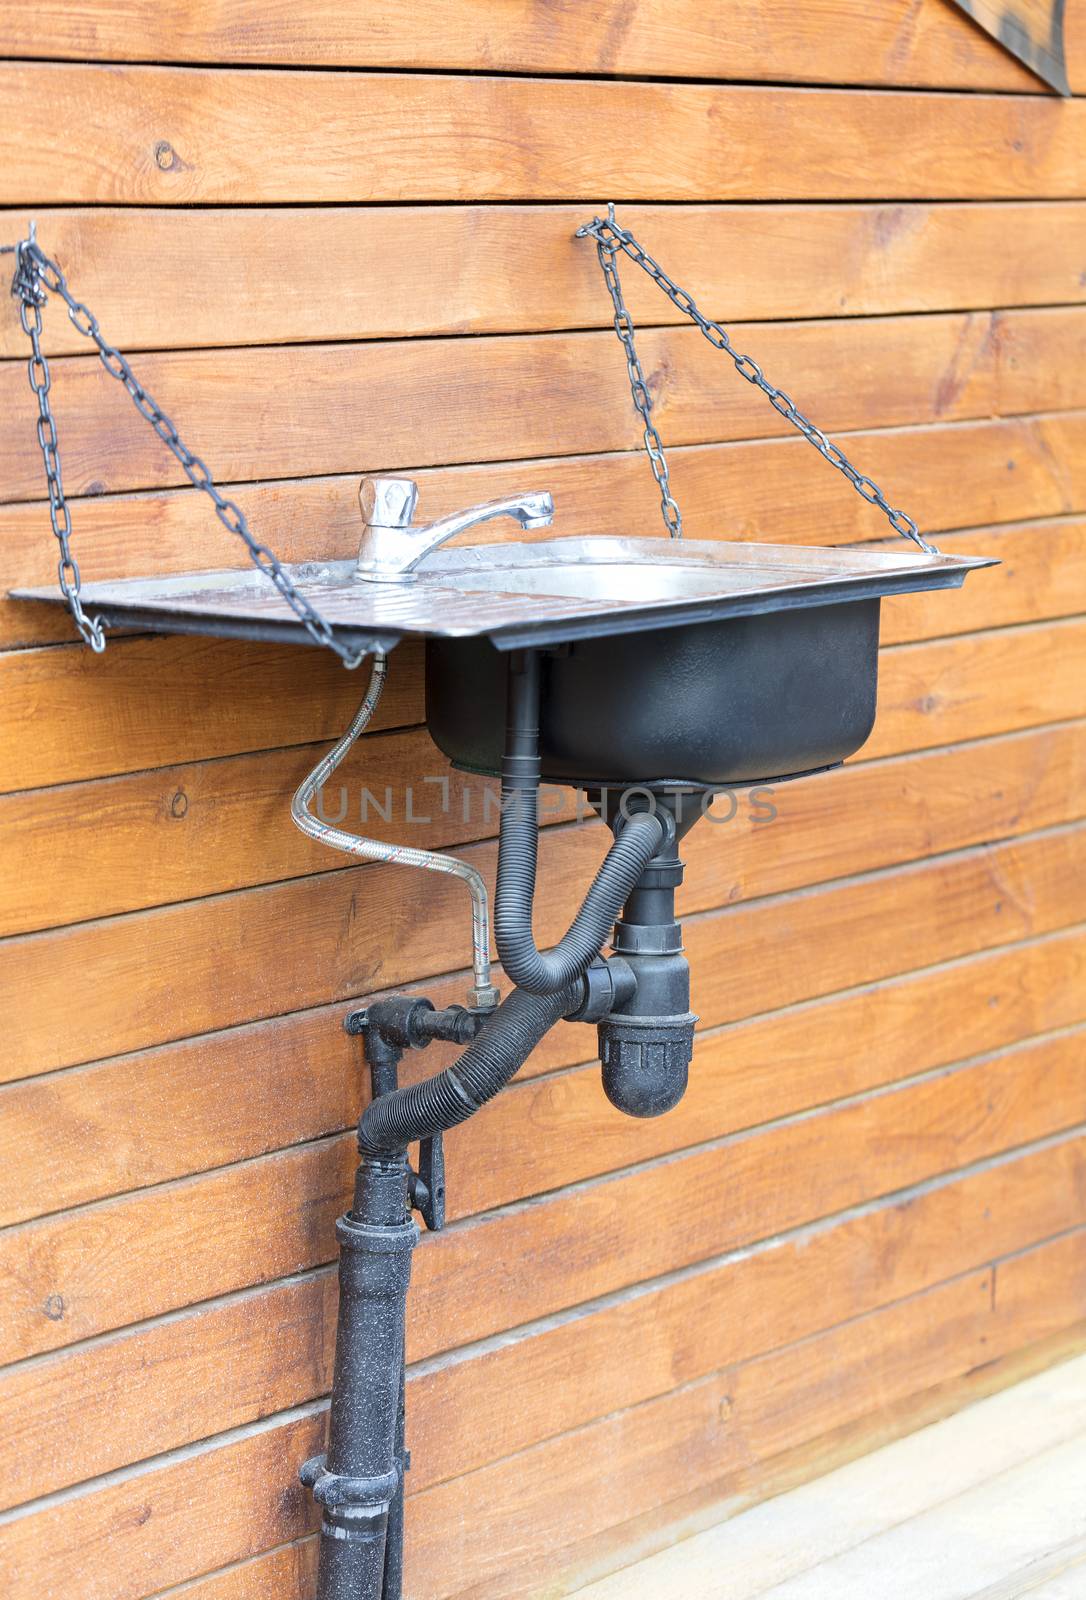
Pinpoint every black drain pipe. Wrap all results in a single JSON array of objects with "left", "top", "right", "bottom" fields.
[
  {"left": 495, "top": 651, "right": 664, "bottom": 995},
  {"left": 594, "top": 790, "right": 698, "bottom": 1117},
  {"left": 301, "top": 1152, "right": 416, "bottom": 1600}
]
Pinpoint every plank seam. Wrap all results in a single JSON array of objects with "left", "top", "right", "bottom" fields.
[
  {"left": 0, "top": 61, "right": 1070, "bottom": 96},
  {"left": 4, "top": 301, "right": 1086, "bottom": 372},
  {"left": 10, "top": 192, "right": 1086, "bottom": 210},
  {"left": 0, "top": 56, "right": 1066, "bottom": 96}
]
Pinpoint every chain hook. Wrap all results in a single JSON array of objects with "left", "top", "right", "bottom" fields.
[{"left": 8, "top": 223, "right": 47, "bottom": 308}]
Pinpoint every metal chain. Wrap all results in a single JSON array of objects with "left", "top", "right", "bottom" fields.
[
  {"left": 577, "top": 206, "right": 938, "bottom": 554},
  {"left": 4, "top": 225, "right": 366, "bottom": 667},
  {"left": 592, "top": 234, "right": 683, "bottom": 538}
]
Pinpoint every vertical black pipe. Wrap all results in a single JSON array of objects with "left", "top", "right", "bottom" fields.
[
  {"left": 503, "top": 648, "right": 543, "bottom": 785},
  {"left": 306, "top": 1154, "right": 418, "bottom": 1600},
  {"left": 380, "top": 1334, "right": 408, "bottom": 1600}
]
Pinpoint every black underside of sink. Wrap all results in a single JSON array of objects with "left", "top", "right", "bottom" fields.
[{"left": 426, "top": 598, "right": 881, "bottom": 788}]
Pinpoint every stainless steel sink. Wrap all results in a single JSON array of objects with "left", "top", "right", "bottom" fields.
[
  {"left": 14, "top": 534, "right": 996, "bottom": 786},
  {"left": 14, "top": 535, "right": 995, "bottom": 650}
]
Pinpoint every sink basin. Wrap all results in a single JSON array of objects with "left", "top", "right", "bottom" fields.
[
  {"left": 13, "top": 534, "right": 995, "bottom": 787},
  {"left": 427, "top": 600, "right": 882, "bottom": 787},
  {"left": 420, "top": 556, "right": 813, "bottom": 604}
]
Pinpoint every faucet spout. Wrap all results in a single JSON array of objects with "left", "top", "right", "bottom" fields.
[
  {"left": 356, "top": 478, "right": 554, "bottom": 582},
  {"left": 424, "top": 491, "right": 554, "bottom": 545}
]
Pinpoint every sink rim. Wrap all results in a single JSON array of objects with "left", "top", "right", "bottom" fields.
[
  {"left": 418, "top": 534, "right": 986, "bottom": 579},
  {"left": 11, "top": 535, "right": 998, "bottom": 656},
  {"left": 413, "top": 536, "right": 994, "bottom": 605}
]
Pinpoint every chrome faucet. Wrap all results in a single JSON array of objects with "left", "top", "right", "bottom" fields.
[{"left": 356, "top": 477, "right": 555, "bottom": 581}]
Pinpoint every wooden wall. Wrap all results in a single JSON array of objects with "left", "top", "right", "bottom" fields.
[{"left": 1, "top": 5, "right": 1085, "bottom": 1596}]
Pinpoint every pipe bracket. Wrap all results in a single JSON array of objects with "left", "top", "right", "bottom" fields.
[{"left": 300, "top": 1454, "right": 402, "bottom": 1510}]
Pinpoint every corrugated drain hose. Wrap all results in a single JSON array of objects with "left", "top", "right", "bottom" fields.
[
  {"left": 359, "top": 981, "right": 580, "bottom": 1154},
  {"left": 494, "top": 652, "right": 664, "bottom": 995}
]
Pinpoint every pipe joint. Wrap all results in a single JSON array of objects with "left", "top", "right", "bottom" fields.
[
  {"left": 611, "top": 798, "right": 677, "bottom": 853},
  {"left": 565, "top": 955, "right": 637, "bottom": 1024}
]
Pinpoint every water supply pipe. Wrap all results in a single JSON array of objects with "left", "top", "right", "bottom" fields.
[{"left": 291, "top": 652, "right": 500, "bottom": 1009}]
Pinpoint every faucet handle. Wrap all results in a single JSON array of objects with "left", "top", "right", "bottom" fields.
[{"left": 360, "top": 477, "right": 419, "bottom": 529}]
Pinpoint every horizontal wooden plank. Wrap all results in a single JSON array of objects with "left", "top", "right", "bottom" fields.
[
  {"left": 3, "top": 915, "right": 1082, "bottom": 1231},
  {"left": 7, "top": 416, "right": 1086, "bottom": 651},
  {"left": 866, "top": 618, "right": 1086, "bottom": 760},
  {"left": 0, "top": 0, "right": 1044, "bottom": 88},
  {"left": 0, "top": 731, "right": 473, "bottom": 930},
  {"left": 0, "top": 694, "right": 1080, "bottom": 953},
  {"left": 878, "top": 520, "right": 1086, "bottom": 646},
  {"left": 0, "top": 715, "right": 1082, "bottom": 1079},
  {"left": 0, "top": 634, "right": 426, "bottom": 791},
  {"left": 5, "top": 201, "right": 1085, "bottom": 360},
  {"left": 0, "top": 1408, "right": 327, "bottom": 1600},
  {"left": 1, "top": 826, "right": 1082, "bottom": 1360},
  {"left": 2, "top": 1116, "right": 1081, "bottom": 1509},
  {"left": 3, "top": 69, "right": 1085, "bottom": 207},
  {"left": 0, "top": 1141, "right": 350, "bottom": 1365},
  {"left": 0, "top": 725, "right": 501, "bottom": 936},
  {"left": 3, "top": 1232, "right": 1081, "bottom": 1600},
  {"left": 163, "top": 1543, "right": 315, "bottom": 1600},
  {"left": 4, "top": 310, "right": 1085, "bottom": 505}
]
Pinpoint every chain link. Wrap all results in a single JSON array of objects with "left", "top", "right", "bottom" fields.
[
  {"left": 593, "top": 238, "right": 683, "bottom": 538},
  {"left": 577, "top": 206, "right": 938, "bottom": 554},
  {"left": 6, "top": 226, "right": 366, "bottom": 667}
]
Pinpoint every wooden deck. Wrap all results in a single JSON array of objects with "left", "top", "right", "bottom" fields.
[{"left": 572, "top": 1352, "right": 1086, "bottom": 1599}]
